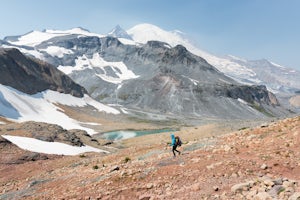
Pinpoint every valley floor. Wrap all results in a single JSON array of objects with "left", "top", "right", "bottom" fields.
[{"left": 0, "top": 116, "right": 300, "bottom": 199}]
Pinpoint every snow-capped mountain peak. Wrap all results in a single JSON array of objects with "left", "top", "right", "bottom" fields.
[
  {"left": 5, "top": 30, "right": 61, "bottom": 46},
  {"left": 127, "top": 23, "right": 257, "bottom": 82},
  {"left": 108, "top": 25, "right": 132, "bottom": 40},
  {"left": 45, "top": 27, "right": 91, "bottom": 35},
  {"left": 127, "top": 23, "right": 189, "bottom": 46}
]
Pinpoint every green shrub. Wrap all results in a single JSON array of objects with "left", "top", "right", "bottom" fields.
[
  {"left": 238, "top": 127, "right": 248, "bottom": 131},
  {"left": 124, "top": 157, "right": 131, "bottom": 163},
  {"left": 93, "top": 165, "right": 99, "bottom": 170}
]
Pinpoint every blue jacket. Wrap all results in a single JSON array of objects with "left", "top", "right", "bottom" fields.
[{"left": 170, "top": 134, "right": 176, "bottom": 146}]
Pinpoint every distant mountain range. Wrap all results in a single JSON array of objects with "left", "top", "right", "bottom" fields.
[{"left": 0, "top": 23, "right": 298, "bottom": 122}]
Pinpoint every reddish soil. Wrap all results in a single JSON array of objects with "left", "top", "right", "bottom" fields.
[{"left": 0, "top": 116, "right": 299, "bottom": 199}]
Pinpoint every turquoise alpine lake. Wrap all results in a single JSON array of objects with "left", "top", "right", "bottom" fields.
[{"left": 102, "top": 129, "right": 176, "bottom": 140}]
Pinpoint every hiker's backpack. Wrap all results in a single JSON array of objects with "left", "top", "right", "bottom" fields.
[{"left": 176, "top": 136, "right": 182, "bottom": 146}]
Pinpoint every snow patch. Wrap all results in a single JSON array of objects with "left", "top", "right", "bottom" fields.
[
  {"left": 270, "top": 62, "right": 286, "bottom": 69},
  {"left": 58, "top": 54, "right": 93, "bottom": 74},
  {"left": 189, "top": 78, "right": 199, "bottom": 85},
  {"left": 2, "top": 135, "right": 108, "bottom": 155},
  {"left": 164, "top": 44, "right": 172, "bottom": 49},
  {"left": 59, "top": 53, "right": 139, "bottom": 84},
  {"left": 80, "top": 122, "right": 102, "bottom": 126},
  {"left": 1, "top": 45, "right": 45, "bottom": 60},
  {"left": 41, "top": 90, "right": 120, "bottom": 114},
  {"left": 102, "top": 131, "right": 137, "bottom": 140},
  {"left": 81, "top": 95, "right": 120, "bottom": 114},
  {"left": 181, "top": 75, "right": 199, "bottom": 85},
  {"left": 41, "top": 46, "right": 73, "bottom": 58},
  {"left": 120, "top": 108, "right": 129, "bottom": 114},
  {"left": 117, "top": 84, "right": 123, "bottom": 90},
  {"left": 238, "top": 98, "right": 248, "bottom": 105},
  {"left": 118, "top": 38, "right": 137, "bottom": 45}
]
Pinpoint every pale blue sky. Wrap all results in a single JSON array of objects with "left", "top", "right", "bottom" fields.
[{"left": 1, "top": 0, "right": 299, "bottom": 70}]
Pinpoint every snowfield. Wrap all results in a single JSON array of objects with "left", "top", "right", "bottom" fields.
[
  {"left": 58, "top": 53, "right": 139, "bottom": 84},
  {"left": 1, "top": 44, "right": 45, "bottom": 60},
  {"left": 42, "top": 90, "right": 120, "bottom": 114},
  {"left": 1, "top": 135, "right": 108, "bottom": 155},
  {"left": 0, "top": 84, "right": 120, "bottom": 135},
  {"left": 7, "top": 28, "right": 104, "bottom": 47},
  {"left": 40, "top": 46, "right": 73, "bottom": 58}
]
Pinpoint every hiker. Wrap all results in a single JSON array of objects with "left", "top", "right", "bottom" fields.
[{"left": 170, "top": 134, "right": 181, "bottom": 157}]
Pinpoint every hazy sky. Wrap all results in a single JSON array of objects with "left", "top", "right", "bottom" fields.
[{"left": 1, "top": 0, "right": 299, "bottom": 70}]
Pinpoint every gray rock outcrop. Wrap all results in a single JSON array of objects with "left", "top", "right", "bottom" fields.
[{"left": 0, "top": 48, "right": 87, "bottom": 97}]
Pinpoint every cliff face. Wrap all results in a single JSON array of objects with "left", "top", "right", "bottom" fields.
[{"left": 0, "top": 48, "right": 87, "bottom": 97}]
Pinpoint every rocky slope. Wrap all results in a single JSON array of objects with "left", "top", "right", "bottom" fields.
[
  {"left": 225, "top": 56, "right": 300, "bottom": 112},
  {"left": 0, "top": 48, "right": 86, "bottom": 97},
  {"left": 225, "top": 57, "right": 300, "bottom": 92},
  {"left": 0, "top": 116, "right": 299, "bottom": 199},
  {"left": 40, "top": 37, "right": 286, "bottom": 118}
]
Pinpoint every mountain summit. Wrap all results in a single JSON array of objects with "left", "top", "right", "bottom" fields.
[
  {"left": 108, "top": 25, "right": 132, "bottom": 40},
  {"left": 127, "top": 23, "right": 300, "bottom": 91}
]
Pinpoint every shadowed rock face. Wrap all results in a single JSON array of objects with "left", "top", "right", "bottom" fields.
[{"left": 0, "top": 48, "right": 87, "bottom": 97}]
